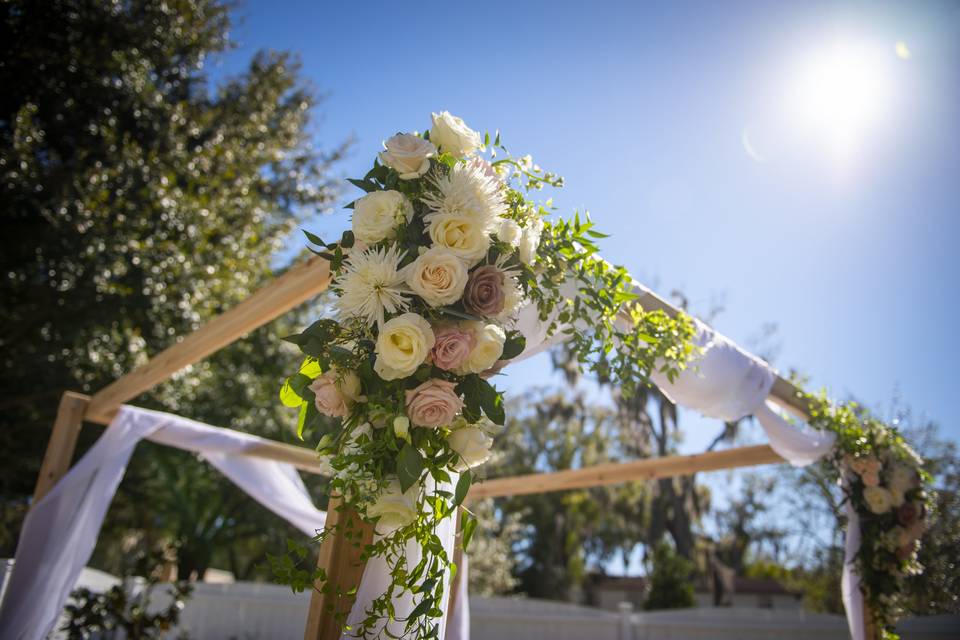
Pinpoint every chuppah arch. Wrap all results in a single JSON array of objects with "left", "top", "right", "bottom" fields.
[{"left": 14, "top": 253, "right": 880, "bottom": 640}]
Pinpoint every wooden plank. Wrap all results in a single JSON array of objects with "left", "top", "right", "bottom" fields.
[
  {"left": 468, "top": 444, "right": 785, "bottom": 500},
  {"left": 84, "top": 256, "right": 331, "bottom": 424},
  {"left": 304, "top": 497, "right": 375, "bottom": 640},
  {"left": 32, "top": 391, "right": 91, "bottom": 503}
]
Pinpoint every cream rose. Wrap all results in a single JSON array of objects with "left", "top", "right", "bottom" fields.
[
  {"left": 497, "top": 218, "right": 522, "bottom": 247},
  {"left": 887, "top": 463, "right": 918, "bottom": 492},
  {"left": 448, "top": 425, "right": 494, "bottom": 470},
  {"left": 367, "top": 477, "right": 418, "bottom": 533},
  {"left": 427, "top": 213, "right": 490, "bottom": 265},
  {"left": 518, "top": 217, "right": 544, "bottom": 265},
  {"left": 309, "top": 369, "right": 361, "bottom": 418},
  {"left": 863, "top": 486, "right": 894, "bottom": 514},
  {"left": 374, "top": 313, "right": 435, "bottom": 380},
  {"left": 406, "top": 246, "right": 469, "bottom": 307},
  {"left": 379, "top": 134, "right": 436, "bottom": 180},
  {"left": 430, "top": 111, "right": 481, "bottom": 158},
  {"left": 457, "top": 322, "right": 506, "bottom": 375},
  {"left": 352, "top": 190, "right": 413, "bottom": 244}
]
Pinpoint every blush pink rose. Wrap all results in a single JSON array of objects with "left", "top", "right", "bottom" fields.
[
  {"left": 405, "top": 379, "right": 463, "bottom": 428},
  {"left": 309, "top": 370, "right": 361, "bottom": 418},
  {"left": 431, "top": 326, "right": 476, "bottom": 371},
  {"left": 861, "top": 470, "right": 880, "bottom": 487}
]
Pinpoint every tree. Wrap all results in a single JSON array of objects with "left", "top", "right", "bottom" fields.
[
  {"left": 487, "top": 385, "right": 652, "bottom": 599},
  {"left": 0, "top": 0, "right": 346, "bottom": 566},
  {"left": 643, "top": 540, "right": 695, "bottom": 610},
  {"left": 466, "top": 499, "right": 523, "bottom": 597}
]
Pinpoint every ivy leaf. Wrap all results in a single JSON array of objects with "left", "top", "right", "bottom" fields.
[
  {"left": 407, "top": 597, "right": 433, "bottom": 623},
  {"left": 397, "top": 444, "right": 425, "bottom": 493},
  {"left": 454, "top": 470, "right": 471, "bottom": 506}
]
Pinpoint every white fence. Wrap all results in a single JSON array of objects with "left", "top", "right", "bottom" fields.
[{"left": 2, "top": 562, "right": 957, "bottom": 640}]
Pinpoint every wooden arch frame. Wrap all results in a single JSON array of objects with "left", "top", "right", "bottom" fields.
[{"left": 32, "top": 255, "right": 877, "bottom": 640}]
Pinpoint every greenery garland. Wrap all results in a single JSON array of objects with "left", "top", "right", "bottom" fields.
[
  {"left": 792, "top": 389, "right": 933, "bottom": 639},
  {"left": 271, "top": 112, "right": 697, "bottom": 638}
]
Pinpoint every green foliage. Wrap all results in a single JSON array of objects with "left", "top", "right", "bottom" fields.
[
  {"left": 643, "top": 540, "right": 695, "bottom": 610},
  {"left": 0, "top": 0, "right": 345, "bottom": 575},
  {"left": 61, "top": 550, "right": 193, "bottom": 640}
]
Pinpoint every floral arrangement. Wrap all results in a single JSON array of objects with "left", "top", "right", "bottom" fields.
[
  {"left": 799, "top": 390, "right": 933, "bottom": 639},
  {"left": 275, "top": 111, "right": 697, "bottom": 637}
]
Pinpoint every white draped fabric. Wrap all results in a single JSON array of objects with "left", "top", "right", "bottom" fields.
[
  {"left": 0, "top": 406, "right": 326, "bottom": 640},
  {"left": 513, "top": 304, "right": 857, "bottom": 640}
]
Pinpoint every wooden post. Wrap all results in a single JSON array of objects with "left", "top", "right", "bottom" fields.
[
  {"left": 863, "top": 601, "right": 879, "bottom": 640},
  {"left": 32, "top": 391, "right": 90, "bottom": 503},
  {"left": 304, "top": 496, "right": 375, "bottom": 640},
  {"left": 445, "top": 508, "right": 464, "bottom": 626}
]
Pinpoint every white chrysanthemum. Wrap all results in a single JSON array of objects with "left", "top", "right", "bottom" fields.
[
  {"left": 335, "top": 245, "right": 411, "bottom": 327},
  {"left": 422, "top": 161, "right": 506, "bottom": 231}
]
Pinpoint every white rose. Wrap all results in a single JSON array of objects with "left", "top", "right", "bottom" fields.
[
  {"left": 374, "top": 313, "right": 436, "bottom": 380},
  {"left": 497, "top": 218, "right": 522, "bottom": 247},
  {"left": 406, "top": 246, "right": 469, "bottom": 307},
  {"left": 457, "top": 322, "right": 505, "bottom": 375},
  {"left": 863, "top": 486, "right": 894, "bottom": 514},
  {"left": 352, "top": 190, "right": 413, "bottom": 244},
  {"left": 518, "top": 217, "right": 544, "bottom": 265},
  {"left": 367, "top": 477, "right": 418, "bottom": 533},
  {"left": 379, "top": 134, "right": 436, "bottom": 180},
  {"left": 886, "top": 463, "right": 918, "bottom": 493},
  {"left": 427, "top": 213, "right": 490, "bottom": 265},
  {"left": 430, "top": 111, "right": 481, "bottom": 158},
  {"left": 448, "top": 425, "right": 494, "bottom": 470}
]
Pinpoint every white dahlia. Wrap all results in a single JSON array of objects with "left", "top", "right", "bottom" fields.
[
  {"left": 421, "top": 160, "right": 507, "bottom": 232},
  {"left": 334, "top": 245, "right": 411, "bottom": 328}
]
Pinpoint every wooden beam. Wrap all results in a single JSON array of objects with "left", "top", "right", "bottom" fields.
[
  {"left": 467, "top": 444, "right": 785, "bottom": 500},
  {"left": 32, "top": 391, "right": 90, "bottom": 502},
  {"left": 84, "top": 256, "right": 331, "bottom": 424},
  {"left": 304, "top": 497, "right": 375, "bottom": 640}
]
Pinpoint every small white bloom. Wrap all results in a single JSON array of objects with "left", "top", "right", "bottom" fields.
[
  {"left": 429, "top": 111, "right": 482, "bottom": 158},
  {"left": 352, "top": 190, "right": 413, "bottom": 244},
  {"left": 393, "top": 415, "right": 411, "bottom": 442},
  {"left": 379, "top": 133, "right": 436, "bottom": 180},
  {"left": 497, "top": 219, "right": 522, "bottom": 247},
  {"left": 405, "top": 246, "right": 469, "bottom": 307},
  {"left": 456, "top": 322, "right": 506, "bottom": 375},
  {"left": 518, "top": 217, "right": 544, "bottom": 265},
  {"left": 426, "top": 213, "right": 490, "bottom": 266},
  {"left": 334, "top": 245, "right": 411, "bottom": 328},
  {"left": 374, "top": 312, "right": 436, "bottom": 380},
  {"left": 367, "top": 477, "right": 418, "bottom": 533},
  {"left": 448, "top": 424, "right": 494, "bottom": 470}
]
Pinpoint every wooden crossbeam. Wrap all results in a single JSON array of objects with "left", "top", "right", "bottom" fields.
[
  {"left": 83, "top": 256, "right": 332, "bottom": 424},
  {"left": 467, "top": 444, "right": 785, "bottom": 500}
]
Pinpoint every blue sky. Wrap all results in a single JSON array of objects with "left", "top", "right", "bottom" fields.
[{"left": 218, "top": 0, "right": 957, "bottom": 560}]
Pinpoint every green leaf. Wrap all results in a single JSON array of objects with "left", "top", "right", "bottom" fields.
[
  {"left": 478, "top": 379, "right": 505, "bottom": 425},
  {"left": 397, "top": 443, "right": 425, "bottom": 493},
  {"left": 340, "top": 230, "right": 355, "bottom": 249},
  {"left": 438, "top": 306, "right": 482, "bottom": 321},
  {"left": 461, "top": 515, "right": 478, "bottom": 551},
  {"left": 408, "top": 597, "right": 433, "bottom": 622},
  {"left": 500, "top": 333, "right": 526, "bottom": 360},
  {"left": 347, "top": 178, "right": 378, "bottom": 193},
  {"left": 454, "top": 470, "right": 471, "bottom": 506},
  {"left": 302, "top": 229, "right": 327, "bottom": 247}
]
